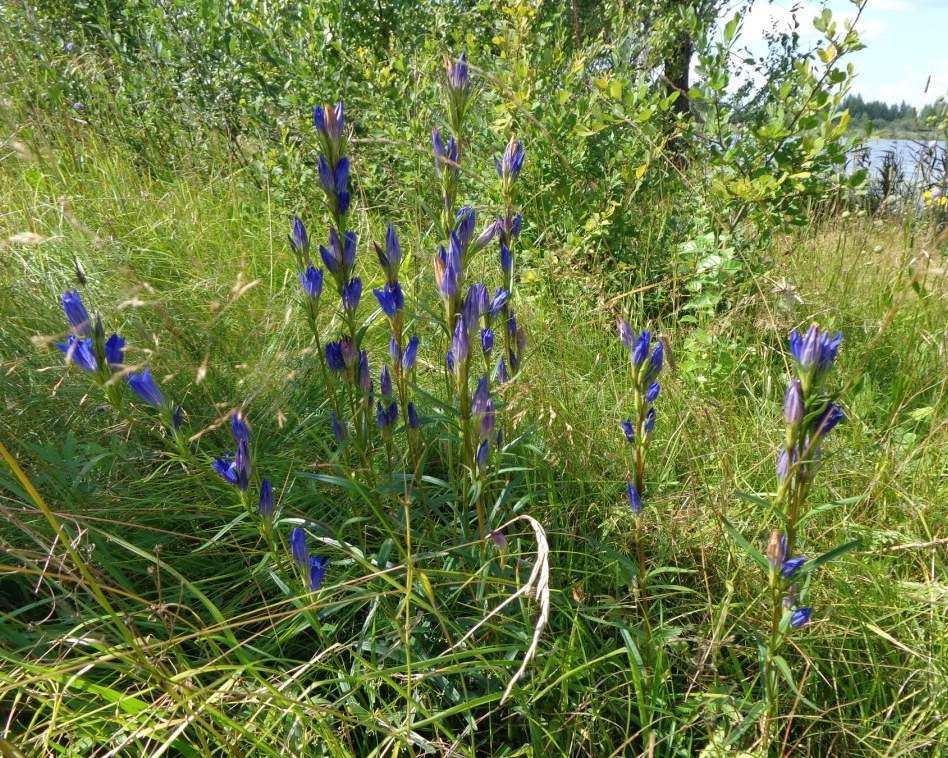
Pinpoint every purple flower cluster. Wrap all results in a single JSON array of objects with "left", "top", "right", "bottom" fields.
[{"left": 290, "top": 527, "right": 329, "bottom": 592}]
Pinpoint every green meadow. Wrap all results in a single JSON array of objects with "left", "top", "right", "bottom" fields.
[{"left": 1, "top": 1, "right": 947, "bottom": 755}]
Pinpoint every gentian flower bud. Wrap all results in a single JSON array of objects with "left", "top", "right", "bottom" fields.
[
  {"left": 784, "top": 379, "right": 804, "bottom": 425},
  {"left": 446, "top": 51, "right": 469, "bottom": 94},
  {"left": 232, "top": 413, "right": 251, "bottom": 444},
  {"left": 342, "top": 277, "right": 362, "bottom": 313},
  {"left": 617, "top": 318, "right": 635, "bottom": 350},
  {"left": 340, "top": 336, "right": 357, "bottom": 369},
  {"left": 790, "top": 607, "right": 814, "bottom": 629},
  {"left": 766, "top": 530, "right": 786, "bottom": 570},
  {"left": 300, "top": 266, "right": 324, "bottom": 299},
  {"left": 511, "top": 214, "right": 523, "bottom": 238},
  {"left": 402, "top": 335, "right": 419, "bottom": 371},
  {"left": 407, "top": 402, "right": 420, "bottom": 430},
  {"left": 446, "top": 350, "right": 455, "bottom": 372},
  {"left": 474, "top": 219, "right": 498, "bottom": 251},
  {"left": 498, "top": 357, "right": 508, "bottom": 383},
  {"left": 488, "top": 289, "right": 508, "bottom": 320},
  {"left": 476, "top": 439, "right": 489, "bottom": 470},
  {"left": 380, "top": 365, "right": 393, "bottom": 397},
  {"left": 621, "top": 421, "right": 635, "bottom": 444},
  {"left": 318, "top": 155, "right": 334, "bottom": 197},
  {"left": 343, "top": 231, "right": 357, "bottom": 272},
  {"left": 496, "top": 137, "right": 525, "bottom": 183},
  {"left": 290, "top": 527, "right": 308, "bottom": 567},
  {"left": 632, "top": 331, "right": 651, "bottom": 367},
  {"left": 373, "top": 282, "right": 403, "bottom": 317},
  {"left": 776, "top": 448, "right": 791, "bottom": 483},
  {"left": 432, "top": 129, "right": 459, "bottom": 177},
  {"left": 259, "top": 478, "right": 274, "bottom": 518},
  {"left": 472, "top": 375, "right": 490, "bottom": 415},
  {"left": 331, "top": 410, "right": 347, "bottom": 441},
  {"left": 235, "top": 438, "right": 250, "bottom": 491},
  {"left": 480, "top": 399, "right": 495, "bottom": 439},
  {"left": 375, "top": 222, "right": 402, "bottom": 282},
  {"left": 390, "top": 333, "right": 400, "bottom": 363},
  {"left": 481, "top": 328, "right": 494, "bottom": 354},
  {"left": 644, "top": 408, "right": 656, "bottom": 436},
  {"left": 645, "top": 381, "right": 660, "bottom": 404},
  {"left": 290, "top": 215, "right": 309, "bottom": 258},
  {"left": 320, "top": 228, "right": 342, "bottom": 275},
  {"left": 62, "top": 290, "right": 91, "bottom": 335},
  {"left": 172, "top": 406, "right": 183, "bottom": 431},
  {"left": 456, "top": 206, "right": 476, "bottom": 250},
  {"left": 376, "top": 401, "right": 391, "bottom": 430},
  {"left": 358, "top": 351, "right": 371, "bottom": 394},
  {"left": 462, "top": 285, "right": 481, "bottom": 328},
  {"left": 309, "top": 556, "right": 329, "bottom": 592},
  {"left": 627, "top": 483, "right": 642, "bottom": 515},
  {"left": 212, "top": 454, "right": 238, "bottom": 484},
  {"left": 128, "top": 368, "right": 164, "bottom": 408},
  {"left": 451, "top": 320, "right": 469, "bottom": 366},
  {"left": 500, "top": 243, "right": 512, "bottom": 278},
  {"left": 507, "top": 311, "right": 517, "bottom": 337}
]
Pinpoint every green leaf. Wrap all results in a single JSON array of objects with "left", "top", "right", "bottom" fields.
[
  {"left": 721, "top": 518, "right": 769, "bottom": 571},
  {"left": 801, "top": 539, "right": 860, "bottom": 574}
]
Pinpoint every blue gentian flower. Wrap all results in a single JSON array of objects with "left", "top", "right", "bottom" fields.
[
  {"left": 172, "top": 406, "right": 183, "bottom": 431},
  {"left": 511, "top": 214, "right": 523, "bottom": 238},
  {"left": 213, "top": 454, "right": 239, "bottom": 484},
  {"left": 777, "top": 448, "right": 790, "bottom": 483},
  {"left": 496, "top": 137, "right": 525, "bottom": 182},
  {"left": 300, "top": 266, "right": 324, "bottom": 299},
  {"left": 446, "top": 349, "right": 455, "bottom": 372},
  {"left": 782, "top": 556, "right": 806, "bottom": 578},
  {"left": 232, "top": 413, "right": 251, "bottom": 444},
  {"left": 373, "top": 282, "right": 403, "bottom": 317},
  {"left": 342, "top": 277, "right": 362, "bottom": 313},
  {"left": 358, "top": 351, "right": 371, "bottom": 394},
  {"left": 408, "top": 402, "right": 420, "bottom": 430},
  {"left": 320, "top": 228, "right": 342, "bottom": 275},
  {"left": 62, "top": 290, "right": 91, "bottom": 335},
  {"left": 375, "top": 222, "right": 402, "bottom": 282},
  {"left": 791, "top": 325, "right": 842, "bottom": 377},
  {"left": 447, "top": 51, "right": 469, "bottom": 93},
  {"left": 313, "top": 102, "right": 345, "bottom": 147},
  {"left": 128, "top": 368, "right": 164, "bottom": 407},
  {"left": 380, "top": 365, "right": 393, "bottom": 397},
  {"left": 56, "top": 335, "right": 97, "bottom": 372},
  {"left": 481, "top": 328, "right": 494, "bottom": 354},
  {"left": 488, "top": 289, "right": 509, "bottom": 320},
  {"left": 290, "top": 527, "right": 308, "bottom": 567},
  {"left": 309, "top": 555, "right": 329, "bottom": 592},
  {"left": 235, "top": 438, "right": 250, "bottom": 491},
  {"left": 432, "top": 129, "right": 459, "bottom": 177},
  {"left": 645, "top": 342, "right": 663, "bottom": 382},
  {"left": 645, "top": 381, "right": 660, "bottom": 404},
  {"left": 331, "top": 410, "right": 347, "bottom": 442},
  {"left": 105, "top": 334, "right": 125, "bottom": 369},
  {"left": 325, "top": 341, "right": 346, "bottom": 372},
  {"left": 620, "top": 420, "right": 635, "bottom": 444},
  {"left": 814, "top": 402, "right": 844, "bottom": 438},
  {"left": 434, "top": 239, "right": 461, "bottom": 299},
  {"left": 631, "top": 331, "right": 651, "bottom": 368},
  {"left": 627, "top": 483, "right": 642, "bottom": 515},
  {"left": 402, "top": 335, "right": 419, "bottom": 370},
  {"left": 790, "top": 607, "right": 814, "bottom": 629},
  {"left": 498, "top": 357, "right": 508, "bottom": 383},
  {"left": 340, "top": 336, "right": 357, "bottom": 369},
  {"left": 259, "top": 478, "right": 274, "bottom": 518},
  {"left": 376, "top": 400, "right": 398, "bottom": 430},
  {"left": 500, "top": 243, "right": 512, "bottom": 278},
  {"left": 784, "top": 379, "right": 804, "bottom": 425},
  {"left": 390, "top": 333, "right": 400, "bottom": 363}
]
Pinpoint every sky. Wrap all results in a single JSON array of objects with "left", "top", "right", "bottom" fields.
[{"left": 733, "top": 0, "right": 948, "bottom": 108}]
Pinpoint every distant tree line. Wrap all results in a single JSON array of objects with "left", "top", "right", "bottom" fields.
[{"left": 843, "top": 94, "right": 943, "bottom": 126}]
